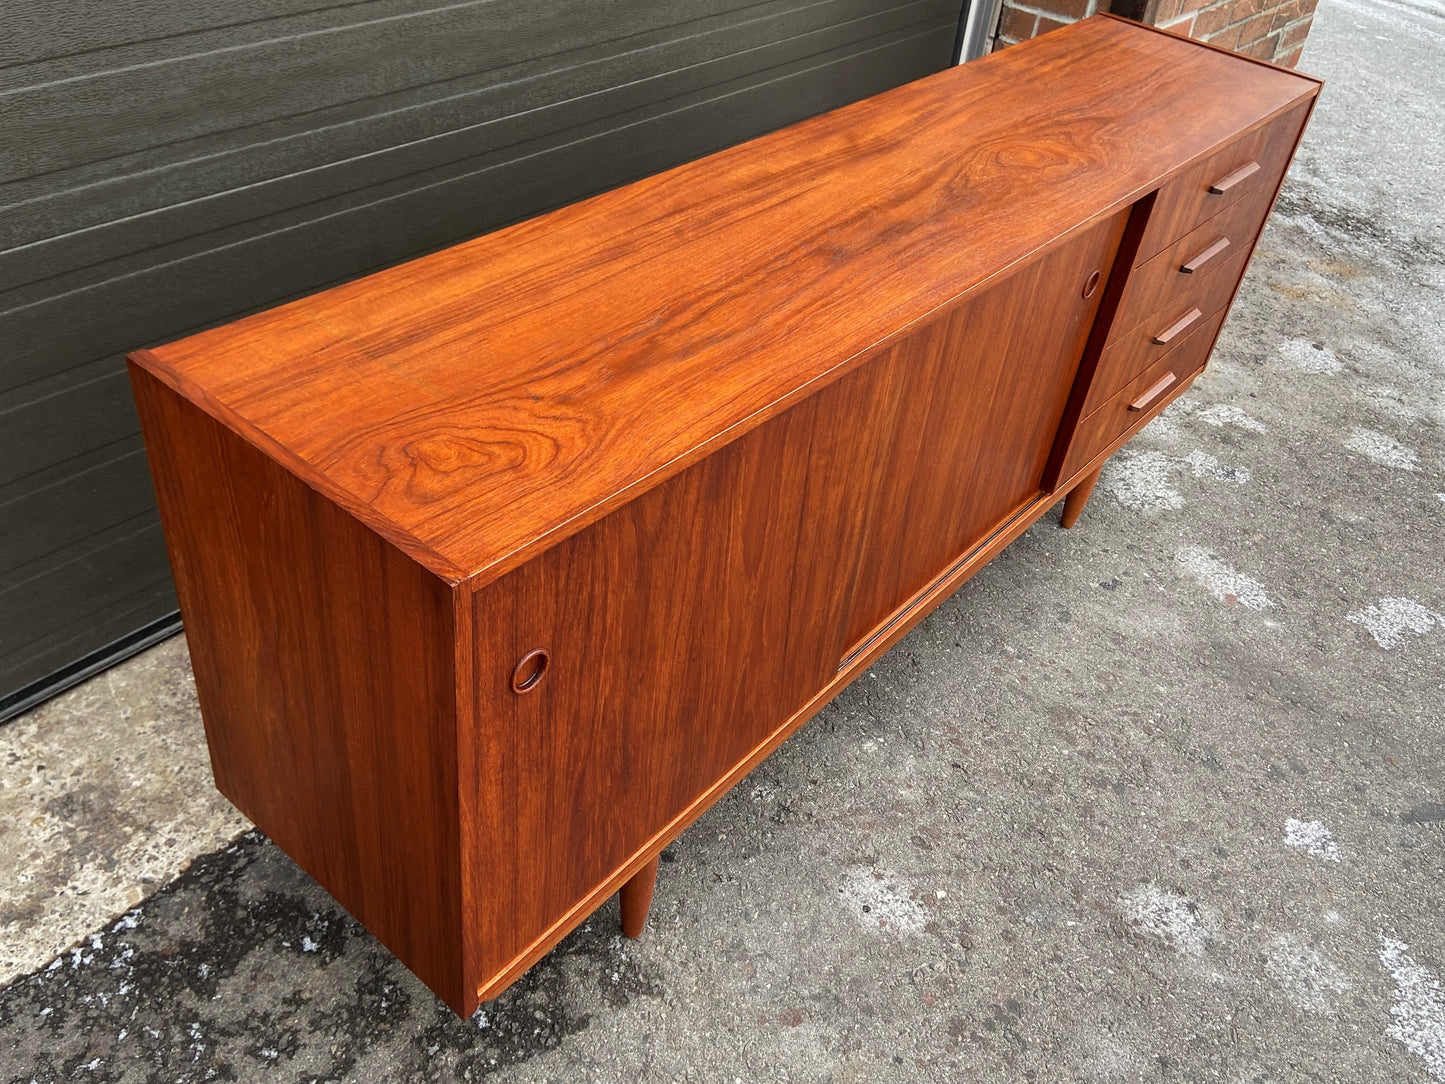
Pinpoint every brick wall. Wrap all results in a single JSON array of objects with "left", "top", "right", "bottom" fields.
[{"left": 991, "top": 0, "right": 1315, "bottom": 67}]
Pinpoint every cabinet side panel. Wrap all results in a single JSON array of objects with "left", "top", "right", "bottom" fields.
[{"left": 128, "top": 362, "right": 464, "bottom": 1011}]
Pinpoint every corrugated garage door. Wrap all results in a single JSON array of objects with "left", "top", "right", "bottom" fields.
[{"left": 0, "top": 0, "right": 963, "bottom": 719}]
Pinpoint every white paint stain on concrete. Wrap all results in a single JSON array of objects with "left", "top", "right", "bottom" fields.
[
  {"left": 1100, "top": 449, "right": 1251, "bottom": 511},
  {"left": 837, "top": 868, "right": 927, "bottom": 935},
  {"left": 1120, "top": 884, "right": 1217, "bottom": 956},
  {"left": 1283, "top": 818, "right": 1341, "bottom": 862},
  {"left": 1141, "top": 400, "right": 1189, "bottom": 444},
  {"left": 1194, "top": 403, "right": 1268, "bottom": 432},
  {"left": 1435, "top": 493, "right": 1445, "bottom": 504},
  {"left": 1379, "top": 934, "right": 1445, "bottom": 1082},
  {"left": 1359, "top": 384, "right": 1428, "bottom": 422},
  {"left": 1184, "top": 449, "right": 1251, "bottom": 484},
  {"left": 1346, "top": 597, "right": 1445, "bottom": 649},
  {"left": 1278, "top": 337, "right": 1344, "bottom": 373},
  {"left": 1265, "top": 934, "right": 1351, "bottom": 1014},
  {"left": 1174, "top": 546, "right": 1275, "bottom": 610},
  {"left": 1100, "top": 450, "right": 1183, "bottom": 511},
  {"left": 1345, "top": 427, "right": 1420, "bottom": 470},
  {"left": 1141, "top": 412, "right": 1184, "bottom": 443}
]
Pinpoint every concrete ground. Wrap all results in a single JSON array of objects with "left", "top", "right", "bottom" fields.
[{"left": 2, "top": 0, "right": 1443, "bottom": 1078}]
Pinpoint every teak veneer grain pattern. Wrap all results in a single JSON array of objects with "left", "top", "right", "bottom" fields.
[{"left": 130, "top": 15, "right": 1319, "bottom": 1016}]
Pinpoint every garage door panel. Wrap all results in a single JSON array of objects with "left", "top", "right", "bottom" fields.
[
  {"left": 0, "top": 0, "right": 955, "bottom": 262},
  {"left": 0, "top": 0, "right": 958, "bottom": 713},
  {"left": 0, "top": 22, "right": 956, "bottom": 398},
  {"left": 4, "top": 0, "right": 352, "bottom": 69},
  {"left": 0, "top": 582, "right": 179, "bottom": 697},
  {"left": 0, "top": 521, "right": 172, "bottom": 663}
]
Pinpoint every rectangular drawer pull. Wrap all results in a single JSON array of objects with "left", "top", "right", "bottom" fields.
[
  {"left": 1208, "top": 160, "right": 1261, "bottom": 194},
  {"left": 1151, "top": 307, "right": 1203, "bottom": 345},
  {"left": 1180, "top": 237, "right": 1231, "bottom": 274},
  {"left": 1128, "top": 371, "right": 1179, "bottom": 412}
]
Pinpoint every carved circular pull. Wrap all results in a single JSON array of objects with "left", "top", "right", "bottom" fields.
[
  {"left": 511, "top": 649, "right": 550, "bottom": 694},
  {"left": 1082, "top": 269, "right": 1102, "bottom": 299}
]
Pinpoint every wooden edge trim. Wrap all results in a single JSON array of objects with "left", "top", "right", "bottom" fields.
[
  {"left": 472, "top": 487, "right": 1070, "bottom": 1008},
  {"left": 126, "top": 349, "right": 468, "bottom": 583},
  {"left": 1095, "top": 11, "right": 1325, "bottom": 86}
]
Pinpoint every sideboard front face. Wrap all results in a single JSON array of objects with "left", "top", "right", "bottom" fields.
[{"left": 460, "top": 206, "right": 1131, "bottom": 991}]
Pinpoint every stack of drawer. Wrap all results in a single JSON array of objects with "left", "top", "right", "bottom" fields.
[{"left": 1054, "top": 101, "right": 1311, "bottom": 484}]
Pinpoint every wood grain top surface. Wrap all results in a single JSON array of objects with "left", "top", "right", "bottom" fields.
[{"left": 133, "top": 15, "right": 1317, "bottom": 586}]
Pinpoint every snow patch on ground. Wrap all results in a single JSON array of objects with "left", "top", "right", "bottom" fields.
[
  {"left": 837, "top": 868, "right": 927, "bottom": 935},
  {"left": 1184, "top": 449, "right": 1251, "bottom": 484},
  {"left": 1284, "top": 818, "right": 1341, "bottom": 863},
  {"left": 1120, "top": 885, "right": 1217, "bottom": 956},
  {"left": 1265, "top": 934, "right": 1351, "bottom": 1014},
  {"left": 1379, "top": 934, "right": 1445, "bottom": 1082},
  {"left": 1345, "top": 427, "right": 1420, "bottom": 470},
  {"left": 1194, "top": 403, "right": 1267, "bottom": 432},
  {"left": 1278, "top": 337, "right": 1343, "bottom": 373},
  {"left": 1100, "top": 451, "right": 1182, "bottom": 510},
  {"left": 1174, "top": 546, "right": 1274, "bottom": 610},
  {"left": 1100, "top": 449, "right": 1251, "bottom": 511},
  {"left": 1141, "top": 411, "right": 1184, "bottom": 443},
  {"left": 1346, "top": 597, "right": 1444, "bottom": 649}
]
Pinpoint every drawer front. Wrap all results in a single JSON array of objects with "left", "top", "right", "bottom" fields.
[
  {"left": 1060, "top": 309, "right": 1223, "bottom": 482},
  {"left": 1135, "top": 100, "right": 1310, "bottom": 266},
  {"left": 1083, "top": 252, "right": 1246, "bottom": 416},
  {"left": 1113, "top": 181, "right": 1273, "bottom": 337}
]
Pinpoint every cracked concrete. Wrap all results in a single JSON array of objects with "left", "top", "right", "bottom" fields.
[{"left": 1, "top": 0, "right": 1443, "bottom": 1079}]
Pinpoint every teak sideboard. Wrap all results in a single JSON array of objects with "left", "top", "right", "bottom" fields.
[{"left": 128, "top": 15, "right": 1318, "bottom": 1016}]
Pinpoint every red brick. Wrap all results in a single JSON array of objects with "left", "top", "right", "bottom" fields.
[
  {"left": 1269, "top": 0, "right": 1302, "bottom": 31},
  {"left": 1154, "top": 0, "right": 1186, "bottom": 21},
  {"left": 1234, "top": 10, "right": 1277, "bottom": 45},
  {"left": 1279, "top": 14, "right": 1312, "bottom": 48},
  {"left": 1278, "top": 43, "right": 1304, "bottom": 66},
  {"left": 1179, "top": 0, "right": 1215, "bottom": 15},
  {"left": 1036, "top": 14, "right": 1070, "bottom": 33},
  {"left": 1245, "top": 31, "right": 1280, "bottom": 57},
  {"left": 1192, "top": 2, "right": 1238, "bottom": 37},
  {"left": 998, "top": 4, "right": 1038, "bottom": 41},
  {"left": 1039, "top": 0, "right": 1093, "bottom": 18},
  {"left": 1158, "top": 12, "right": 1196, "bottom": 33},
  {"left": 1206, "top": 23, "right": 1244, "bottom": 48}
]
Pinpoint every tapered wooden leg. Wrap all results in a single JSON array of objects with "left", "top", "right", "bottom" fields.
[
  {"left": 1060, "top": 465, "right": 1103, "bottom": 529},
  {"left": 619, "top": 856, "right": 660, "bottom": 939}
]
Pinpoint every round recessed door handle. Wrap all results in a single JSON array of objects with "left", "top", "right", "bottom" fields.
[
  {"left": 1082, "top": 269, "right": 1101, "bottom": 299},
  {"left": 511, "top": 648, "right": 550, "bottom": 694}
]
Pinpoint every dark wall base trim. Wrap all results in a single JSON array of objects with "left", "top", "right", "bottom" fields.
[
  {"left": 1109, "top": 0, "right": 1161, "bottom": 23},
  {"left": 0, "top": 611, "right": 183, "bottom": 725}
]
